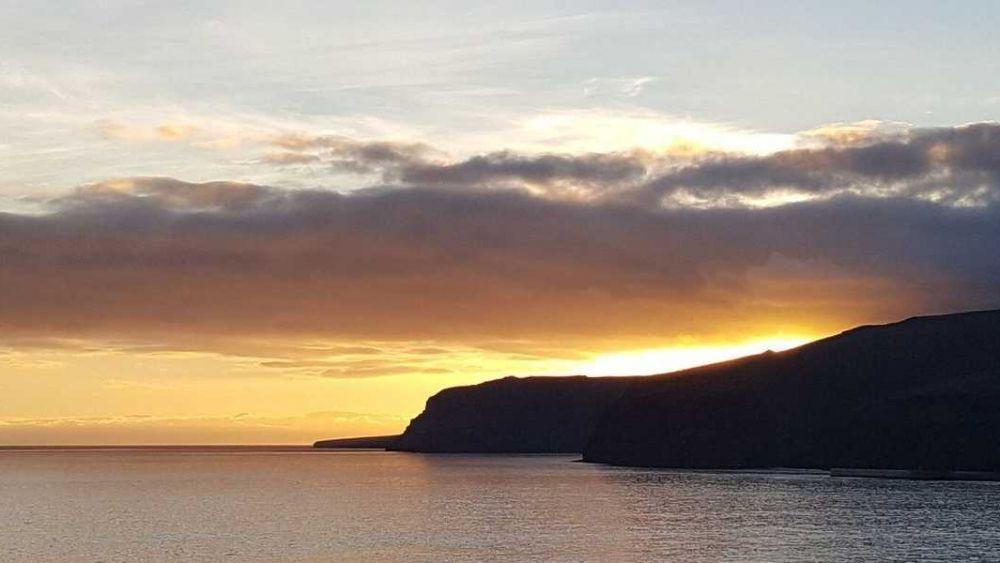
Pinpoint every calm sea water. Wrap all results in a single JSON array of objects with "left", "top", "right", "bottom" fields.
[{"left": 1, "top": 448, "right": 998, "bottom": 562}]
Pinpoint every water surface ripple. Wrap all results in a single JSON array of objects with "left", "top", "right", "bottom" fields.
[{"left": 1, "top": 448, "right": 997, "bottom": 562}]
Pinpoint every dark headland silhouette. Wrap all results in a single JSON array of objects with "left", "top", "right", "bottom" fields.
[
  {"left": 393, "top": 375, "right": 648, "bottom": 453},
  {"left": 315, "top": 309, "right": 1000, "bottom": 475}
]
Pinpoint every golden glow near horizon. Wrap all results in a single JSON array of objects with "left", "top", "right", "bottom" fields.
[
  {"left": 0, "top": 334, "right": 823, "bottom": 444},
  {"left": 0, "top": 332, "right": 828, "bottom": 445},
  {"left": 576, "top": 336, "right": 813, "bottom": 377}
]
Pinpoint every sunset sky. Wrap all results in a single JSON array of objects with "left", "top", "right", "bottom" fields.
[{"left": 2, "top": 1, "right": 1000, "bottom": 444}]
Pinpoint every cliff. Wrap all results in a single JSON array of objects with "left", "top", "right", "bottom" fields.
[
  {"left": 583, "top": 309, "right": 1000, "bottom": 470},
  {"left": 390, "top": 375, "right": 645, "bottom": 453}
]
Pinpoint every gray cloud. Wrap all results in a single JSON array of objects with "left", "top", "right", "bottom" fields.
[
  {"left": 636, "top": 123, "right": 1000, "bottom": 206},
  {"left": 259, "top": 123, "right": 1000, "bottom": 208},
  {"left": 268, "top": 134, "right": 434, "bottom": 175},
  {"left": 262, "top": 133, "right": 657, "bottom": 196},
  {"left": 58, "top": 177, "right": 276, "bottom": 212},
  {"left": 397, "top": 150, "right": 652, "bottom": 193},
  {"left": 1, "top": 175, "right": 998, "bottom": 352}
]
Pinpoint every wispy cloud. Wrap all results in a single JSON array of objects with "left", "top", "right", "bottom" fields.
[{"left": 97, "top": 119, "right": 203, "bottom": 143}]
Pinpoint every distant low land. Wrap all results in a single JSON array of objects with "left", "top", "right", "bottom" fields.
[
  {"left": 312, "top": 435, "right": 399, "bottom": 449},
  {"left": 315, "top": 309, "right": 1000, "bottom": 475}
]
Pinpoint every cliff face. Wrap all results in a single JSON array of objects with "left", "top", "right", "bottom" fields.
[
  {"left": 391, "top": 375, "right": 644, "bottom": 453},
  {"left": 583, "top": 310, "right": 1000, "bottom": 470}
]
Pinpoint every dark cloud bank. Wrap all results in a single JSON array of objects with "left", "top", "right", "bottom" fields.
[{"left": 1, "top": 124, "right": 999, "bottom": 349}]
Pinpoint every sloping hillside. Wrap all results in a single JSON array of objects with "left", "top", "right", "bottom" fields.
[{"left": 583, "top": 310, "right": 1000, "bottom": 470}]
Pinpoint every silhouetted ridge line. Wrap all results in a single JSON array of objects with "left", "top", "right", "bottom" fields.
[{"left": 315, "top": 309, "right": 1000, "bottom": 472}]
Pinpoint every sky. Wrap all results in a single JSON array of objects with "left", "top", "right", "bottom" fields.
[{"left": 2, "top": 1, "right": 1000, "bottom": 444}]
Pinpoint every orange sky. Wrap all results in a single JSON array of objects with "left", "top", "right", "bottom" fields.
[{"left": 0, "top": 332, "right": 830, "bottom": 445}]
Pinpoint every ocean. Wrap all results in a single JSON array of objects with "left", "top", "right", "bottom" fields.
[{"left": 1, "top": 447, "right": 998, "bottom": 562}]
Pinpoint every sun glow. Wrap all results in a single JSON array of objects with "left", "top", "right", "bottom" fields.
[
  {"left": 577, "top": 336, "right": 813, "bottom": 377},
  {"left": 510, "top": 109, "right": 796, "bottom": 156}
]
